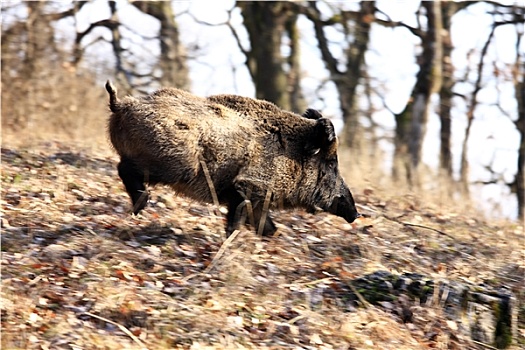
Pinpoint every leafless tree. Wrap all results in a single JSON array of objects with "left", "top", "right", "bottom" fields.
[
  {"left": 389, "top": 2, "right": 443, "bottom": 185},
  {"left": 233, "top": 1, "right": 303, "bottom": 111},
  {"left": 299, "top": 1, "right": 375, "bottom": 148}
]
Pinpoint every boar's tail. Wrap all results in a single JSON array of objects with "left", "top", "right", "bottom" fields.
[{"left": 105, "top": 80, "right": 119, "bottom": 112}]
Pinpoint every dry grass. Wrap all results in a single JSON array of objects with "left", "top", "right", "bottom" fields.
[{"left": 2, "top": 63, "right": 110, "bottom": 152}]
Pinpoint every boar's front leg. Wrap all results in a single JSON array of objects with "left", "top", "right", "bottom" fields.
[
  {"left": 224, "top": 189, "right": 277, "bottom": 237},
  {"left": 252, "top": 203, "right": 277, "bottom": 237},
  {"left": 117, "top": 157, "right": 149, "bottom": 215}
]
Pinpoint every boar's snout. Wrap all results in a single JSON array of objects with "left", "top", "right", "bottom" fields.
[{"left": 328, "top": 192, "right": 361, "bottom": 224}]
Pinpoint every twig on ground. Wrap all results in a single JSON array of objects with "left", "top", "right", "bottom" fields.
[
  {"left": 280, "top": 277, "right": 334, "bottom": 288},
  {"left": 356, "top": 204, "right": 455, "bottom": 239},
  {"left": 355, "top": 203, "right": 381, "bottom": 214},
  {"left": 83, "top": 312, "right": 148, "bottom": 350},
  {"left": 345, "top": 280, "right": 372, "bottom": 309},
  {"left": 383, "top": 215, "right": 455, "bottom": 240},
  {"left": 471, "top": 339, "right": 499, "bottom": 350},
  {"left": 287, "top": 314, "right": 307, "bottom": 325},
  {"left": 245, "top": 199, "right": 255, "bottom": 229},
  {"left": 400, "top": 221, "right": 455, "bottom": 240}
]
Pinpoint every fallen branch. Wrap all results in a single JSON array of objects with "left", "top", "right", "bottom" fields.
[
  {"left": 399, "top": 221, "right": 455, "bottom": 240},
  {"left": 203, "top": 229, "right": 240, "bottom": 274},
  {"left": 382, "top": 215, "right": 455, "bottom": 240},
  {"left": 280, "top": 277, "right": 334, "bottom": 288},
  {"left": 471, "top": 339, "right": 499, "bottom": 350}
]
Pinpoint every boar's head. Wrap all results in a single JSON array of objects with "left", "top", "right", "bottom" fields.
[{"left": 298, "top": 109, "right": 361, "bottom": 224}]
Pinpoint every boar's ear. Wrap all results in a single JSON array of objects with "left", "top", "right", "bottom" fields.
[
  {"left": 306, "top": 118, "right": 336, "bottom": 155},
  {"left": 302, "top": 108, "right": 323, "bottom": 120}
]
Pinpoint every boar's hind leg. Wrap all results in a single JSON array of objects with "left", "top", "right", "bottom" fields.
[
  {"left": 117, "top": 157, "right": 149, "bottom": 215},
  {"left": 224, "top": 190, "right": 277, "bottom": 237},
  {"left": 225, "top": 190, "right": 277, "bottom": 237}
]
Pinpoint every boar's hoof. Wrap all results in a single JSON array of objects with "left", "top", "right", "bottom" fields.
[
  {"left": 131, "top": 191, "right": 149, "bottom": 215},
  {"left": 259, "top": 217, "right": 277, "bottom": 237}
]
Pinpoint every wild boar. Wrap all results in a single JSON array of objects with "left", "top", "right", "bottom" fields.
[{"left": 105, "top": 80, "right": 360, "bottom": 236}]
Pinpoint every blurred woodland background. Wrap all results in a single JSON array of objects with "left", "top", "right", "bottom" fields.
[{"left": 1, "top": 0, "right": 524, "bottom": 222}]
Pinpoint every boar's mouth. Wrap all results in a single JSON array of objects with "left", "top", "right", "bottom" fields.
[{"left": 327, "top": 196, "right": 361, "bottom": 223}]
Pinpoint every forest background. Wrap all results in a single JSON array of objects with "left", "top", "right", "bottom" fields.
[{"left": 1, "top": 0, "right": 524, "bottom": 222}]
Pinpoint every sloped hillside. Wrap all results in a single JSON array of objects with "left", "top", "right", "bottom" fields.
[{"left": 1, "top": 142, "right": 523, "bottom": 350}]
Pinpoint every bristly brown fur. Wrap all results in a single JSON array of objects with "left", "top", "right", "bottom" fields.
[{"left": 106, "top": 84, "right": 360, "bottom": 236}]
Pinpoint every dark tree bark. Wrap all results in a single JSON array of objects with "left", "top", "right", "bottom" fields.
[
  {"left": 106, "top": 1, "right": 131, "bottom": 92},
  {"left": 508, "top": 4, "right": 525, "bottom": 222},
  {"left": 513, "top": 56, "right": 524, "bottom": 221},
  {"left": 437, "top": 2, "right": 478, "bottom": 181},
  {"left": 459, "top": 22, "right": 497, "bottom": 195},
  {"left": 285, "top": 13, "right": 306, "bottom": 113},
  {"left": 23, "top": 2, "right": 57, "bottom": 79},
  {"left": 340, "top": 1, "right": 376, "bottom": 149},
  {"left": 237, "top": 1, "right": 296, "bottom": 110},
  {"left": 438, "top": 2, "right": 458, "bottom": 180},
  {"left": 393, "top": 2, "right": 442, "bottom": 185}
]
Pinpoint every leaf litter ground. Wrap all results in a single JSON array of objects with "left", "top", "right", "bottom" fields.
[{"left": 1, "top": 142, "right": 524, "bottom": 349}]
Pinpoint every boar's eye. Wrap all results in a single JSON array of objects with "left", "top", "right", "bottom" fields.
[
  {"left": 319, "top": 158, "right": 337, "bottom": 177},
  {"left": 328, "top": 159, "right": 337, "bottom": 171}
]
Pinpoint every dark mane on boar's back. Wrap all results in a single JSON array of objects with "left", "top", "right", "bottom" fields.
[{"left": 106, "top": 80, "right": 360, "bottom": 236}]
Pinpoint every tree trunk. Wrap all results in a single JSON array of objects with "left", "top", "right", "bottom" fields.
[
  {"left": 339, "top": 1, "right": 375, "bottom": 149},
  {"left": 459, "top": 21, "right": 496, "bottom": 195},
  {"left": 23, "top": 2, "right": 56, "bottom": 80},
  {"left": 438, "top": 2, "right": 457, "bottom": 181},
  {"left": 514, "top": 61, "right": 524, "bottom": 221},
  {"left": 107, "top": 1, "right": 131, "bottom": 92},
  {"left": 438, "top": 2, "right": 481, "bottom": 184},
  {"left": 237, "top": 1, "right": 293, "bottom": 110},
  {"left": 303, "top": 1, "right": 375, "bottom": 149},
  {"left": 285, "top": 13, "right": 306, "bottom": 113},
  {"left": 22, "top": 2, "right": 56, "bottom": 131},
  {"left": 393, "top": 1, "right": 442, "bottom": 185}
]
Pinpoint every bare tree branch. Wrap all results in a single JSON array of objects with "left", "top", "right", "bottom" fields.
[
  {"left": 459, "top": 15, "right": 498, "bottom": 193},
  {"left": 43, "top": 1, "right": 89, "bottom": 22},
  {"left": 481, "top": 1, "right": 525, "bottom": 10},
  {"left": 75, "top": 19, "right": 119, "bottom": 46},
  {"left": 372, "top": 8, "right": 422, "bottom": 38},
  {"left": 299, "top": 2, "right": 341, "bottom": 79}
]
